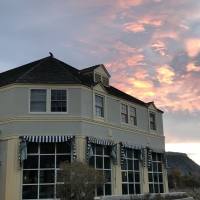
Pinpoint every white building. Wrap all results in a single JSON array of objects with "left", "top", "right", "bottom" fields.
[{"left": 0, "top": 55, "right": 169, "bottom": 200}]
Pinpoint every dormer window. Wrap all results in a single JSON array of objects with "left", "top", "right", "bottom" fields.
[
  {"left": 95, "top": 73, "right": 101, "bottom": 82},
  {"left": 102, "top": 76, "right": 109, "bottom": 87}
]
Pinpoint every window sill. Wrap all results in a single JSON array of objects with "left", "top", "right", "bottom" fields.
[{"left": 121, "top": 122, "right": 137, "bottom": 128}]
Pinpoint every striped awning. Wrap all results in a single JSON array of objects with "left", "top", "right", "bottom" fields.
[
  {"left": 87, "top": 136, "right": 118, "bottom": 165},
  {"left": 120, "top": 142, "right": 145, "bottom": 167},
  {"left": 147, "top": 147, "right": 169, "bottom": 169},
  {"left": 19, "top": 135, "right": 76, "bottom": 170}
]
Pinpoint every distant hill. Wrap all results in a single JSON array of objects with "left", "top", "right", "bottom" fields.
[{"left": 166, "top": 152, "right": 200, "bottom": 175}]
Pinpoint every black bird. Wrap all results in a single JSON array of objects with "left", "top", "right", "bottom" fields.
[{"left": 49, "top": 52, "right": 54, "bottom": 57}]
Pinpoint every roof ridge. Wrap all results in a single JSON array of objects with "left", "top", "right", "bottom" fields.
[
  {"left": 15, "top": 57, "right": 49, "bottom": 83},
  {"left": 53, "top": 58, "right": 82, "bottom": 84}
]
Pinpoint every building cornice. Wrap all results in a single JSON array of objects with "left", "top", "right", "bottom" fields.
[{"left": 0, "top": 116, "right": 165, "bottom": 140}]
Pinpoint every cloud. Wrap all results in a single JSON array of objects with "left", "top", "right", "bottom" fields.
[
  {"left": 185, "top": 39, "right": 200, "bottom": 57},
  {"left": 186, "top": 62, "right": 200, "bottom": 72},
  {"left": 123, "top": 22, "right": 145, "bottom": 33},
  {"left": 155, "top": 65, "right": 175, "bottom": 84}
]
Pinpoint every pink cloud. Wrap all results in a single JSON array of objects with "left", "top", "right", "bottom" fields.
[
  {"left": 186, "top": 62, "right": 200, "bottom": 72},
  {"left": 155, "top": 65, "right": 175, "bottom": 84},
  {"left": 185, "top": 39, "right": 200, "bottom": 57},
  {"left": 123, "top": 22, "right": 145, "bottom": 33}
]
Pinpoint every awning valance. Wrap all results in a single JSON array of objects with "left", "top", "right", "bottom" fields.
[
  {"left": 19, "top": 135, "right": 76, "bottom": 170},
  {"left": 87, "top": 136, "right": 118, "bottom": 165},
  {"left": 120, "top": 142, "right": 145, "bottom": 167}
]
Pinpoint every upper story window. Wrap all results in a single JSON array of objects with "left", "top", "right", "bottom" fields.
[
  {"left": 30, "top": 89, "right": 46, "bottom": 112},
  {"left": 149, "top": 112, "right": 156, "bottom": 131},
  {"left": 51, "top": 90, "right": 67, "bottom": 112},
  {"left": 121, "top": 104, "right": 128, "bottom": 124},
  {"left": 95, "top": 73, "right": 101, "bottom": 82},
  {"left": 95, "top": 94, "right": 104, "bottom": 118},
  {"left": 102, "top": 76, "right": 109, "bottom": 87},
  {"left": 130, "top": 107, "right": 137, "bottom": 126}
]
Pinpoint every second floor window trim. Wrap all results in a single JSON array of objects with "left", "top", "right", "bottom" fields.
[
  {"left": 121, "top": 104, "right": 128, "bottom": 124},
  {"left": 95, "top": 94, "right": 104, "bottom": 118},
  {"left": 30, "top": 89, "right": 47, "bottom": 113},
  {"left": 51, "top": 89, "right": 67, "bottom": 113},
  {"left": 130, "top": 106, "right": 137, "bottom": 126},
  {"left": 150, "top": 112, "right": 156, "bottom": 131}
]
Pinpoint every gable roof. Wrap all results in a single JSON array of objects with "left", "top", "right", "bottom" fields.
[{"left": 0, "top": 56, "right": 163, "bottom": 112}]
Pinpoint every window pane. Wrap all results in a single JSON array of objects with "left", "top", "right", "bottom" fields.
[
  {"left": 128, "top": 160, "right": 133, "bottom": 170},
  {"left": 153, "top": 162, "right": 157, "bottom": 172},
  {"left": 105, "top": 170, "right": 111, "bottom": 182},
  {"left": 122, "top": 172, "right": 127, "bottom": 182},
  {"left": 154, "top": 184, "right": 159, "bottom": 193},
  {"left": 40, "top": 170, "right": 54, "bottom": 183},
  {"left": 134, "top": 150, "right": 139, "bottom": 159},
  {"left": 104, "top": 157, "right": 111, "bottom": 169},
  {"left": 122, "top": 161, "right": 127, "bottom": 170},
  {"left": 104, "top": 146, "right": 110, "bottom": 156},
  {"left": 96, "top": 145, "right": 103, "bottom": 155},
  {"left": 57, "top": 142, "right": 71, "bottom": 153},
  {"left": 96, "top": 156, "right": 103, "bottom": 169},
  {"left": 158, "top": 163, "right": 162, "bottom": 172},
  {"left": 56, "top": 155, "right": 71, "bottom": 168},
  {"left": 24, "top": 156, "right": 38, "bottom": 169},
  {"left": 157, "top": 154, "right": 162, "bottom": 161},
  {"left": 27, "top": 143, "right": 38, "bottom": 154},
  {"left": 97, "top": 186, "right": 103, "bottom": 196},
  {"left": 30, "top": 89, "right": 46, "bottom": 112},
  {"left": 154, "top": 173, "right": 158, "bottom": 182},
  {"left": 149, "top": 184, "right": 154, "bottom": 193},
  {"left": 23, "top": 170, "right": 38, "bottom": 184},
  {"left": 22, "top": 185, "right": 38, "bottom": 199},
  {"left": 135, "top": 184, "right": 140, "bottom": 194},
  {"left": 105, "top": 184, "right": 111, "bottom": 195},
  {"left": 128, "top": 172, "right": 133, "bottom": 182},
  {"left": 127, "top": 149, "right": 132, "bottom": 158},
  {"left": 39, "top": 185, "right": 54, "bottom": 199},
  {"left": 89, "top": 156, "right": 95, "bottom": 167},
  {"left": 134, "top": 160, "right": 139, "bottom": 170},
  {"left": 159, "top": 184, "right": 164, "bottom": 193},
  {"left": 148, "top": 173, "right": 153, "bottom": 182},
  {"left": 51, "top": 90, "right": 67, "bottom": 112},
  {"left": 40, "top": 143, "right": 55, "bottom": 154},
  {"left": 135, "top": 172, "right": 140, "bottom": 182},
  {"left": 159, "top": 174, "right": 163, "bottom": 182},
  {"left": 40, "top": 155, "right": 55, "bottom": 168},
  {"left": 122, "top": 184, "right": 128, "bottom": 195},
  {"left": 129, "top": 184, "right": 134, "bottom": 194}
]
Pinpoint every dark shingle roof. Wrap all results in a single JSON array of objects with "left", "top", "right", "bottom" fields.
[
  {"left": 0, "top": 56, "right": 163, "bottom": 111},
  {"left": 79, "top": 65, "right": 101, "bottom": 74}
]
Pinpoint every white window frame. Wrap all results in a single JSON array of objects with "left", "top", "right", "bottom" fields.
[
  {"left": 121, "top": 104, "right": 128, "bottom": 124},
  {"left": 95, "top": 94, "right": 104, "bottom": 118},
  {"left": 121, "top": 149, "right": 141, "bottom": 195},
  {"left": 50, "top": 89, "right": 68, "bottom": 113},
  {"left": 89, "top": 144, "right": 112, "bottom": 196},
  {"left": 148, "top": 153, "right": 164, "bottom": 193},
  {"left": 102, "top": 76, "right": 109, "bottom": 87},
  {"left": 30, "top": 89, "right": 47, "bottom": 113},
  {"left": 95, "top": 73, "right": 101, "bottom": 82},
  {"left": 21, "top": 142, "right": 73, "bottom": 200},
  {"left": 130, "top": 106, "right": 137, "bottom": 126},
  {"left": 149, "top": 112, "right": 156, "bottom": 131}
]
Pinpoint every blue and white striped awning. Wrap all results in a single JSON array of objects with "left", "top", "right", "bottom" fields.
[
  {"left": 87, "top": 136, "right": 118, "bottom": 165},
  {"left": 120, "top": 142, "right": 145, "bottom": 167},
  {"left": 20, "top": 135, "right": 74, "bottom": 143},
  {"left": 19, "top": 135, "right": 76, "bottom": 170},
  {"left": 147, "top": 147, "right": 169, "bottom": 169}
]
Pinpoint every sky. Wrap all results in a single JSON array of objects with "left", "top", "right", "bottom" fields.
[{"left": 0, "top": 0, "right": 200, "bottom": 164}]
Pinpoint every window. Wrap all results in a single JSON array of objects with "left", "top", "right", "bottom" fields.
[
  {"left": 148, "top": 153, "right": 163, "bottom": 193},
  {"left": 95, "top": 95, "right": 104, "bottom": 118},
  {"left": 150, "top": 112, "right": 156, "bottom": 131},
  {"left": 102, "top": 76, "right": 109, "bottom": 87},
  {"left": 51, "top": 90, "right": 67, "bottom": 112},
  {"left": 22, "top": 142, "right": 72, "bottom": 199},
  {"left": 30, "top": 89, "right": 47, "bottom": 112},
  {"left": 121, "top": 149, "right": 141, "bottom": 195},
  {"left": 121, "top": 104, "right": 128, "bottom": 123},
  {"left": 89, "top": 144, "right": 112, "bottom": 196},
  {"left": 130, "top": 107, "right": 137, "bottom": 126},
  {"left": 95, "top": 73, "right": 101, "bottom": 82}
]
